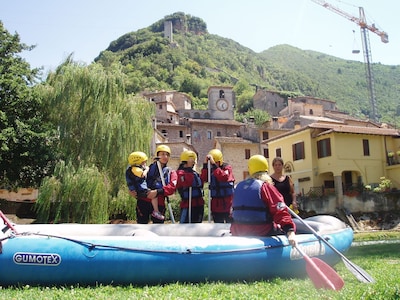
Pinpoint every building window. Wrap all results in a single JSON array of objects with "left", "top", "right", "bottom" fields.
[
  {"left": 262, "top": 131, "right": 269, "bottom": 140},
  {"left": 159, "top": 104, "right": 162, "bottom": 109},
  {"left": 292, "top": 141, "right": 305, "bottom": 161},
  {"left": 309, "top": 109, "right": 313, "bottom": 115},
  {"left": 363, "top": 139, "right": 370, "bottom": 156},
  {"left": 263, "top": 148, "right": 269, "bottom": 158},
  {"left": 161, "top": 129, "right": 168, "bottom": 137},
  {"left": 193, "top": 130, "right": 200, "bottom": 142},
  {"left": 179, "top": 131, "right": 183, "bottom": 138},
  {"left": 276, "top": 148, "right": 282, "bottom": 158},
  {"left": 245, "top": 149, "right": 251, "bottom": 159},
  {"left": 217, "top": 131, "right": 221, "bottom": 137},
  {"left": 317, "top": 138, "right": 331, "bottom": 158},
  {"left": 207, "top": 131, "right": 212, "bottom": 140},
  {"left": 219, "top": 90, "right": 225, "bottom": 98}
]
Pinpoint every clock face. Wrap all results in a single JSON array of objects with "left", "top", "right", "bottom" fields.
[{"left": 216, "top": 99, "right": 228, "bottom": 111}]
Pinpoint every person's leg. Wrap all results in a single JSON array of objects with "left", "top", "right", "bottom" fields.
[
  {"left": 151, "top": 198, "right": 164, "bottom": 220},
  {"left": 212, "top": 212, "right": 224, "bottom": 223},
  {"left": 136, "top": 200, "right": 151, "bottom": 224},
  {"left": 192, "top": 206, "right": 204, "bottom": 223},
  {"left": 152, "top": 205, "right": 166, "bottom": 224},
  {"left": 180, "top": 208, "right": 188, "bottom": 223}
]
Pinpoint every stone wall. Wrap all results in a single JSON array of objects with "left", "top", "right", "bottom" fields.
[{"left": 299, "top": 191, "right": 400, "bottom": 214}]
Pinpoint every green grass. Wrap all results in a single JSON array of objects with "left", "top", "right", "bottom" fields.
[{"left": 1, "top": 232, "right": 399, "bottom": 300}]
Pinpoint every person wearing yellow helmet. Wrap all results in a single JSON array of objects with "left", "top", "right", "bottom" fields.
[
  {"left": 230, "top": 155, "right": 297, "bottom": 247},
  {"left": 143, "top": 144, "right": 177, "bottom": 224},
  {"left": 125, "top": 151, "right": 164, "bottom": 221},
  {"left": 176, "top": 150, "right": 204, "bottom": 223},
  {"left": 270, "top": 157, "right": 299, "bottom": 213},
  {"left": 200, "top": 149, "right": 235, "bottom": 223}
]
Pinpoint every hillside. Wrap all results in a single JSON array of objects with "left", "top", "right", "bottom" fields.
[{"left": 94, "top": 12, "right": 400, "bottom": 125}]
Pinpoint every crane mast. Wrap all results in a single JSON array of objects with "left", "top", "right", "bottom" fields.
[{"left": 311, "top": 0, "right": 389, "bottom": 122}]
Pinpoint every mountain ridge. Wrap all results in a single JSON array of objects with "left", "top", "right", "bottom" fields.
[{"left": 94, "top": 12, "right": 400, "bottom": 125}]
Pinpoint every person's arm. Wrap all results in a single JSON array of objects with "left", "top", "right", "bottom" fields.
[
  {"left": 125, "top": 167, "right": 138, "bottom": 198},
  {"left": 200, "top": 164, "right": 209, "bottom": 182},
  {"left": 213, "top": 164, "right": 234, "bottom": 182},
  {"left": 288, "top": 176, "right": 298, "bottom": 210},
  {"left": 159, "top": 169, "right": 177, "bottom": 197},
  {"left": 261, "top": 183, "right": 296, "bottom": 234}
]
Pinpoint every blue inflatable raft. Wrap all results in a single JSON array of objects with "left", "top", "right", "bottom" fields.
[{"left": 0, "top": 215, "right": 353, "bottom": 286}]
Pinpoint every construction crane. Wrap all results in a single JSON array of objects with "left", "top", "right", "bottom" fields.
[{"left": 311, "top": 0, "right": 389, "bottom": 122}]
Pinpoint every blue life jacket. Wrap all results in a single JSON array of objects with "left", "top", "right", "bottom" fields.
[
  {"left": 177, "top": 168, "right": 203, "bottom": 200},
  {"left": 232, "top": 178, "right": 271, "bottom": 224},
  {"left": 146, "top": 162, "right": 171, "bottom": 189},
  {"left": 209, "top": 165, "right": 234, "bottom": 198}
]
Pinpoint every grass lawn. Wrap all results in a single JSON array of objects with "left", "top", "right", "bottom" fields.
[{"left": 1, "top": 231, "right": 399, "bottom": 299}]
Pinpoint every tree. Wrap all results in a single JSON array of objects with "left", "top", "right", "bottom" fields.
[
  {"left": 235, "top": 108, "right": 271, "bottom": 126},
  {"left": 34, "top": 59, "right": 154, "bottom": 223},
  {"left": 0, "top": 21, "right": 58, "bottom": 188}
]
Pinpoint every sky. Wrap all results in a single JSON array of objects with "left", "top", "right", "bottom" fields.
[{"left": 1, "top": 0, "right": 399, "bottom": 78}]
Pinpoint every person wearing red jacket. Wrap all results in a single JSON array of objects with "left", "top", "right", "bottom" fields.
[
  {"left": 176, "top": 150, "right": 204, "bottom": 223},
  {"left": 230, "top": 154, "right": 297, "bottom": 246},
  {"left": 201, "top": 149, "right": 235, "bottom": 223}
]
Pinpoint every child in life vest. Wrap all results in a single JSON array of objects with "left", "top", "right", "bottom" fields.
[{"left": 126, "top": 151, "right": 164, "bottom": 220}]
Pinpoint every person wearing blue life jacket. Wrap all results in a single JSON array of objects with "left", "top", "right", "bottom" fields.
[
  {"left": 176, "top": 150, "right": 204, "bottom": 223},
  {"left": 125, "top": 151, "right": 164, "bottom": 221},
  {"left": 201, "top": 149, "right": 235, "bottom": 223},
  {"left": 127, "top": 145, "right": 177, "bottom": 224},
  {"left": 231, "top": 155, "right": 297, "bottom": 247}
]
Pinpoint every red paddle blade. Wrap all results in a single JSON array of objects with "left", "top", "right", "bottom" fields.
[{"left": 305, "top": 256, "right": 345, "bottom": 290}]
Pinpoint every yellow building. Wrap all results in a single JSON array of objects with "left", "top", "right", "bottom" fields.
[{"left": 265, "top": 122, "right": 400, "bottom": 208}]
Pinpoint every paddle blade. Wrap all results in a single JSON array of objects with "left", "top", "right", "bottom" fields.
[{"left": 305, "top": 257, "right": 345, "bottom": 290}]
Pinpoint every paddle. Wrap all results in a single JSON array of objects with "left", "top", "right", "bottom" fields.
[
  {"left": 155, "top": 159, "right": 175, "bottom": 223},
  {"left": 188, "top": 186, "right": 192, "bottom": 223},
  {"left": 294, "top": 244, "right": 344, "bottom": 290},
  {"left": 207, "top": 159, "right": 211, "bottom": 223},
  {"left": 287, "top": 206, "right": 375, "bottom": 283},
  {"left": 0, "top": 210, "right": 18, "bottom": 234}
]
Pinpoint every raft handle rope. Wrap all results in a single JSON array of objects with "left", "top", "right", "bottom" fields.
[{"left": 1, "top": 230, "right": 323, "bottom": 255}]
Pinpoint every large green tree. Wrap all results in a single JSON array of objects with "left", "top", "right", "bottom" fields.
[
  {"left": 35, "top": 59, "right": 154, "bottom": 223},
  {"left": 0, "top": 21, "right": 58, "bottom": 188}
]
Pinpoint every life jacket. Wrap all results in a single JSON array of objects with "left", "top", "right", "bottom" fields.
[
  {"left": 232, "top": 178, "right": 271, "bottom": 224},
  {"left": 177, "top": 168, "right": 203, "bottom": 200},
  {"left": 209, "top": 164, "right": 234, "bottom": 198},
  {"left": 146, "top": 162, "right": 171, "bottom": 190},
  {"left": 125, "top": 165, "right": 148, "bottom": 198}
]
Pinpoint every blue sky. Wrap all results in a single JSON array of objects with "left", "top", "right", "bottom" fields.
[{"left": 1, "top": 0, "right": 398, "bottom": 77}]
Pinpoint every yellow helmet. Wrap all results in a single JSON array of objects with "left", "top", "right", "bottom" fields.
[
  {"left": 208, "top": 149, "right": 223, "bottom": 164},
  {"left": 248, "top": 154, "right": 269, "bottom": 176},
  {"left": 155, "top": 144, "right": 171, "bottom": 156},
  {"left": 180, "top": 150, "right": 197, "bottom": 163},
  {"left": 128, "top": 151, "right": 148, "bottom": 166}
]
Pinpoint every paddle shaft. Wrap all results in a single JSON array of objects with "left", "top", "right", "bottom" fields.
[
  {"left": 207, "top": 160, "right": 211, "bottom": 223},
  {"left": 156, "top": 160, "right": 175, "bottom": 223},
  {"left": 287, "top": 206, "right": 375, "bottom": 283},
  {"left": 188, "top": 186, "right": 192, "bottom": 223}
]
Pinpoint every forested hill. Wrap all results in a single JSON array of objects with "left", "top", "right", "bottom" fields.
[{"left": 94, "top": 12, "right": 400, "bottom": 125}]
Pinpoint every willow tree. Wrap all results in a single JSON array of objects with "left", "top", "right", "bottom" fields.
[{"left": 35, "top": 59, "right": 154, "bottom": 223}]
